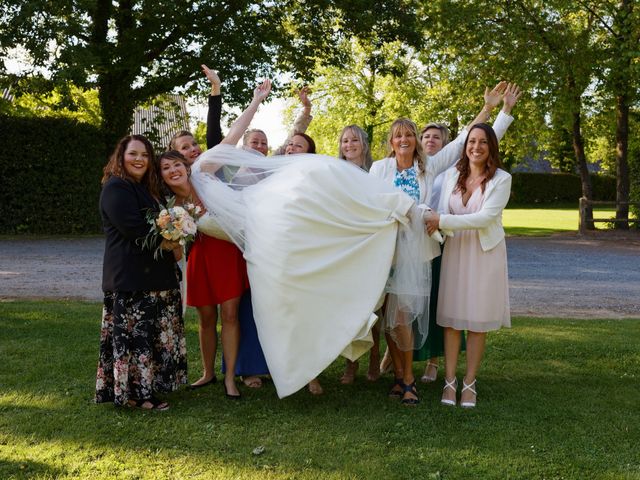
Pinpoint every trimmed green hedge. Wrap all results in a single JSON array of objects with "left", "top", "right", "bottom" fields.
[
  {"left": 510, "top": 172, "right": 616, "bottom": 204},
  {"left": 0, "top": 115, "right": 619, "bottom": 234},
  {"left": 0, "top": 115, "right": 107, "bottom": 234}
]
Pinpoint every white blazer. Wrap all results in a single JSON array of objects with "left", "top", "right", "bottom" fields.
[
  {"left": 438, "top": 168, "right": 512, "bottom": 252},
  {"left": 369, "top": 111, "right": 514, "bottom": 259}
]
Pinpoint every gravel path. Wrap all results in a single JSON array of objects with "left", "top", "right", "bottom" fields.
[{"left": 1, "top": 233, "right": 639, "bottom": 318}]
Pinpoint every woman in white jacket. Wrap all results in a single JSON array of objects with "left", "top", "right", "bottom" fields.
[
  {"left": 368, "top": 82, "right": 514, "bottom": 405},
  {"left": 425, "top": 123, "right": 512, "bottom": 408}
]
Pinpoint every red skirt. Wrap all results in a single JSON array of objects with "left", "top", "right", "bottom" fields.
[{"left": 186, "top": 234, "right": 249, "bottom": 307}]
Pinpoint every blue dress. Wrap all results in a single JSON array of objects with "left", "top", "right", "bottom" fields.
[{"left": 221, "top": 289, "right": 269, "bottom": 376}]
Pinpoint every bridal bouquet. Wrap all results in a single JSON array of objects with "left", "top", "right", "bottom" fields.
[{"left": 142, "top": 197, "right": 203, "bottom": 258}]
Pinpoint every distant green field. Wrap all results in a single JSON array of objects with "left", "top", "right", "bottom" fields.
[{"left": 503, "top": 205, "right": 635, "bottom": 236}]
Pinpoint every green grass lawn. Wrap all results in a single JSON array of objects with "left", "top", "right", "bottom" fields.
[
  {"left": 503, "top": 204, "right": 637, "bottom": 236},
  {"left": 1, "top": 301, "right": 639, "bottom": 479}
]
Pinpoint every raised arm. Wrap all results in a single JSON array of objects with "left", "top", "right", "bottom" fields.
[
  {"left": 492, "top": 83, "right": 522, "bottom": 141},
  {"left": 202, "top": 64, "right": 223, "bottom": 148},
  {"left": 273, "top": 86, "right": 313, "bottom": 155},
  {"left": 465, "top": 81, "right": 507, "bottom": 129},
  {"left": 427, "top": 81, "right": 510, "bottom": 177},
  {"left": 221, "top": 79, "right": 272, "bottom": 146}
]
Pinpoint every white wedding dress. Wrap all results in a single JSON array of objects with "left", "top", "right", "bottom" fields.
[{"left": 191, "top": 145, "right": 428, "bottom": 397}]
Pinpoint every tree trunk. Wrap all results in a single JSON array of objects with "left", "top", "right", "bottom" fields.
[
  {"left": 613, "top": 0, "right": 633, "bottom": 229},
  {"left": 571, "top": 103, "right": 594, "bottom": 229},
  {"left": 99, "top": 74, "right": 137, "bottom": 151},
  {"left": 615, "top": 94, "right": 630, "bottom": 228}
]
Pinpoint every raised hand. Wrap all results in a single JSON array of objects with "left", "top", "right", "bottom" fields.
[
  {"left": 502, "top": 83, "right": 523, "bottom": 114},
  {"left": 201, "top": 64, "right": 221, "bottom": 95},
  {"left": 253, "top": 79, "right": 272, "bottom": 103},
  {"left": 298, "top": 86, "right": 312, "bottom": 109},
  {"left": 483, "top": 81, "right": 508, "bottom": 110},
  {"left": 222, "top": 78, "right": 272, "bottom": 146}
]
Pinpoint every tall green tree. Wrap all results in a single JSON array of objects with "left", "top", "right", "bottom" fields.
[
  {"left": 587, "top": 0, "right": 640, "bottom": 227},
  {"left": 1, "top": 0, "right": 426, "bottom": 149},
  {"left": 1, "top": 1, "right": 286, "bottom": 147},
  {"left": 426, "top": 0, "right": 606, "bottom": 226}
]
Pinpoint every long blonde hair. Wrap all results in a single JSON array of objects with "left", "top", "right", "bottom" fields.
[
  {"left": 338, "top": 125, "right": 373, "bottom": 171},
  {"left": 386, "top": 118, "right": 425, "bottom": 173}
]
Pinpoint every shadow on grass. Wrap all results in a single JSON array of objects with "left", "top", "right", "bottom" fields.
[
  {"left": 0, "top": 459, "right": 65, "bottom": 479},
  {"left": 1, "top": 301, "right": 639, "bottom": 479}
]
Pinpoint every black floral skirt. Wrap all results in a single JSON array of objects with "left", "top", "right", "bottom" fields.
[{"left": 95, "top": 289, "right": 188, "bottom": 406}]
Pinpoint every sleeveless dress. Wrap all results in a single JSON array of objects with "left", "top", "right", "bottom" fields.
[{"left": 436, "top": 187, "right": 510, "bottom": 332}]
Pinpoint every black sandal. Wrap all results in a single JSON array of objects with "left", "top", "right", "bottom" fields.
[
  {"left": 388, "top": 378, "right": 405, "bottom": 398},
  {"left": 128, "top": 397, "right": 170, "bottom": 411},
  {"left": 401, "top": 381, "right": 419, "bottom": 406}
]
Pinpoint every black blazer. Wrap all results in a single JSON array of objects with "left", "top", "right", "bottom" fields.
[{"left": 100, "top": 176, "right": 179, "bottom": 292}]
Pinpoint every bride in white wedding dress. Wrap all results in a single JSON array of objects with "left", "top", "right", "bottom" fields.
[{"left": 190, "top": 144, "right": 429, "bottom": 398}]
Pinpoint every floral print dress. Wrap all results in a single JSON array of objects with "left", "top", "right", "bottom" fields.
[
  {"left": 95, "top": 289, "right": 187, "bottom": 406},
  {"left": 394, "top": 165, "right": 420, "bottom": 202}
]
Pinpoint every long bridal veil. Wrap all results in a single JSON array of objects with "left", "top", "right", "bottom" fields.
[{"left": 191, "top": 144, "right": 430, "bottom": 397}]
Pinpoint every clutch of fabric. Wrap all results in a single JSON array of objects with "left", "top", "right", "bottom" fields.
[
  {"left": 196, "top": 213, "right": 232, "bottom": 242},
  {"left": 191, "top": 145, "right": 430, "bottom": 397}
]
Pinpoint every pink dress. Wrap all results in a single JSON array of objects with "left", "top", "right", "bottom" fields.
[{"left": 436, "top": 188, "right": 510, "bottom": 332}]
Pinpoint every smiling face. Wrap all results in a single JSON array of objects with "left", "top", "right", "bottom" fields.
[
  {"left": 245, "top": 131, "right": 269, "bottom": 156},
  {"left": 340, "top": 128, "right": 364, "bottom": 166},
  {"left": 465, "top": 128, "right": 490, "bottom": 167},
  {"left": 123, "top": 139, "right": 150, "bottom": 182},
  {"left": 390, "top": 125, "right": 417, "bottom": 157},
  {"left": 160, "top": 156, "right": 189, "bottom": 191},
  {"left": 173, "top": 135, "right": 202, "bottom": 164},
  {"left": 285, "top": 134, "right": 311, "bottom": 155},
  {"left": 421, "top": 127, "right": 445, "bottom": 156}
]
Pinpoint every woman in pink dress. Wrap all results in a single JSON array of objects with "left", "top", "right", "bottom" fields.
[{"left": 424, "top": 123, "right": 512, "bottom": 408}]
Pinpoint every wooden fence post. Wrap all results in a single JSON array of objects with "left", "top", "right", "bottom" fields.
[{"left": 579, "top": 197, "right": 587, "bottom": 235}]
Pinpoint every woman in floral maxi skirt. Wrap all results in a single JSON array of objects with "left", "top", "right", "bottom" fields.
[{"left": 95, "top": 134, "right": 187, "bottom": 410}]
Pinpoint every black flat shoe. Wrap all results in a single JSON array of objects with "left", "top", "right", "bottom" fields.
[
  {"left": 401, "top": 381, "right": 420, "bottom": 406},
  {"left": 189, "top": 375, "right": 217, "bottom": 390},
  {"left": 223, "top": 381, "right": 241, "bottom": 400}
]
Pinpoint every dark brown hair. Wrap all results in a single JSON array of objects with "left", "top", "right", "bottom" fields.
[
  {"left": 291, "top": 132, "right": 316, "bottom": 154},
  {"left": 455, "top": 123, "right": 501, "bottom": 195},
  {"left": 156, "top": 150, "right": 190, "bottom": 198},
  {"left": 101, "top": 135, "right": 160, "bottom": 198}
]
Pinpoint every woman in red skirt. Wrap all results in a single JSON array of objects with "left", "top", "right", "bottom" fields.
[{"left": 162, "top": 78, "right": 272, "bottom": 398}]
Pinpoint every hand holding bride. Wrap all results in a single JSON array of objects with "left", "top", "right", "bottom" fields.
[
  {"left": 418, "top": 205, "right": 444, "bottom": 243},
  {"left": 422, "top": 209, "right": 441, "bottom": 237}
]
